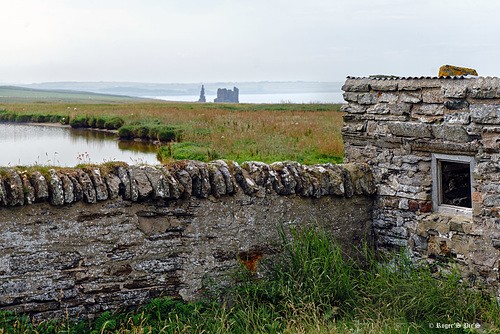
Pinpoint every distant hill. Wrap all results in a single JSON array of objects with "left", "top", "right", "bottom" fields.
[
  {"left": 0, "top": 85, "right": 159, "bottom": 103},
  {"left": 11, "top": 81, "right": 344, "bottom": 99}
]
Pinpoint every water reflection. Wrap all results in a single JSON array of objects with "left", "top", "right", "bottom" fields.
[
  {"left": 0, "top": 123, "right": 160, "bottom": 166},
  {"left": 68, "top": 128, "right": 160, "bottom": 153},
  {"left": 118, "top": 140, "right": 161, "bottom": 153}
]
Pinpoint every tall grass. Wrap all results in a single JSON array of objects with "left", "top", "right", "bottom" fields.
[
  {"left": 69, "top": 115, "right": 124, "bottom": 129},
  {"left": 223, "top": 225, "right": 500, "bottom": 332},
  {"left": 157, "top": 106, "right": 344, "bottom": 164},
  {"left": 0, "top": 109, "right": 69, "bottom": 124},
  {"left": 0, "top": 102, "right": 345, "bottom": 164},
  {"left": 118, "top": 120, "right": 183, "bottom": 142},
  {"left": 1, "top": 225, "right": 498, "bottom": 333}
]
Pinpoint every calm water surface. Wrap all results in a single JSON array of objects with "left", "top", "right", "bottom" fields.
[
  {"left": 144, "top": 92, "right": 345, "bottom": 104},
  {"left": 0, "top": 123, "right": 160, "bottom": 166}
]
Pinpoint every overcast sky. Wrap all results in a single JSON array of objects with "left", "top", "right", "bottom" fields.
[{"left": 2, "top": 0, "right": 500, "bottom": 84}]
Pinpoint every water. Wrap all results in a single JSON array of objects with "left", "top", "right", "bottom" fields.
[
  {"left": 0, "top": 123, "right": 160, "bottom": 167},
  {"left": 145, "top": 92, "right": 345, "bottom": 104}
]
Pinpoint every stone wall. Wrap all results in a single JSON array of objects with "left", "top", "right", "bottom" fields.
[
  {"left": 0, "top": 160, "right": 375, "bottom": 319},
  {"left": 342, "top": 76, "right": 500, "bottom": 292}
]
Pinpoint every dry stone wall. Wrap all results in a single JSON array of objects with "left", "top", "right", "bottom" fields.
[
  {"left": 342, "top": 76, "right": 500, "bottom": 292},
  {"left": 0, "top": 160, "right": 375, "bottom": 319}
]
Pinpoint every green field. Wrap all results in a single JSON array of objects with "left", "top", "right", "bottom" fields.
[
  {"left": 0, "top": 102, "right": 345, "bottom": 165},
  {"left": 0, "top": 86, "right": 155, "bottom": 103}
]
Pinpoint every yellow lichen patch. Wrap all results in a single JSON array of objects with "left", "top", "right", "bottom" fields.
[{"left": 438, "top": 65, "right": 478, "bottom": 77}]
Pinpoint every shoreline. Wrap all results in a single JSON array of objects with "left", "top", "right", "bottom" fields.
[
  {"left": 20, "top": 121, "right": 119, "bottom": 134},
  {"left": 3, "top": 121, "right": 169, "bottom": 145}
]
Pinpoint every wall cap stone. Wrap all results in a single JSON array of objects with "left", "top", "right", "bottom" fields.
[{"left": 0, "top": 161, "right": 375, "bottom": 208}]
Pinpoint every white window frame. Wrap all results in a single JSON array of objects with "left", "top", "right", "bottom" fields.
[{"left": 431, "top": 153, "right": 475, "bottom": 218}]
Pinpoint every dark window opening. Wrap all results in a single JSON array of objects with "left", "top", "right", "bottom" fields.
[{"left": 441, "top": 161, "right": 471, "bottom": 208}]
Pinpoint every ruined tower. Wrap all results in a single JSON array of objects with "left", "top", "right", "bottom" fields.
[{"left": 198, "top": 85, "right": 206, "bottom": 103}]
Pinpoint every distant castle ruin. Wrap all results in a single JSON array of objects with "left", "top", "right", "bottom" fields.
[
  {"left": 214, "top": 86, "right": 239, "bottom": 103},
  {"left": 198, "top": 85, "right": 206, "bottom": 102}
]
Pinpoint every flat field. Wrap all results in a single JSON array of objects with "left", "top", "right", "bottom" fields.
[
  {"left": 0, "top": 86, "right": 156, "bottom": 103},
  {"left": 0, "top": 102, "right": 345, "bottom": 164}
]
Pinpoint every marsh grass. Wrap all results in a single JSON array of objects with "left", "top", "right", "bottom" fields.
[
  {"left": 0, "top": 102, "right": 344, "bottom": 164},
  {"left": 160, "top": 142, "right": 219, "bottom": 162},
  {"left": 69, "top": 115, "right": 124, "bottom": 129},
  {"left": 0, "top": 109, "right": 69, "bottom": 124},
  {"left": 118, "top": 120, "right": 183, "bottom": 142},
  {"left": 2, "top": 225, "right": 498, "bottom": 333}
]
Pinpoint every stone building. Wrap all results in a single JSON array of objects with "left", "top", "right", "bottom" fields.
[
  {"left": 342, "top": 75, "right": 500, "bottom": 290},
  {"left": 214, "top": 87, "right": 239, "bottom": 103}
]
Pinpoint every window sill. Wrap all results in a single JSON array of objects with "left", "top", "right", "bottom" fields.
[{"left": 435, "top": 204, "right": 472, "bottom": 218}]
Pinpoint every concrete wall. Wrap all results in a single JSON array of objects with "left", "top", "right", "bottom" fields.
[
  {"left": 342, "top": 76, "right": 500, "bottom": 292},
  {"left": 0, "top": 160, "right": 375, "bottom": 319}
]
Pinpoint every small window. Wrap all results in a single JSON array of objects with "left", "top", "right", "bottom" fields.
[{"left": 432, "top": 154, "right": 475, "bottom": 217}]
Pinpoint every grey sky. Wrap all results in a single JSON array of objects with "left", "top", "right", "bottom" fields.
[{"left": 2, "top": 0, "right": 500, "bottom": 84}]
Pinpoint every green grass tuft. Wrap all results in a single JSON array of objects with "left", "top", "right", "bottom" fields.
[
  {"left": 117, "top": 122, "right": 182, "bottom": 142},
  {"left": 0, "top": 110, "right": 69, "bottom": 125},
  {"left": 158, "top": 142, "right": 218, "bottom": 161},
  {"left": 69, "top": 115, "right": 125, "bottom": 130}
]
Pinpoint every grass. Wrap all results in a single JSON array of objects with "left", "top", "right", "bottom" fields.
[
  {"left": 0, "top": 109, "right": 69, "bottom": 124},
  {"left": 118, "top": 120, "right": 183, "bottom": 142},
  {"left": 69, "top": 114, "right": 125, "bottom": 129},
  {"left": 0, "top": 102, "right": 345, "bottom": 165},
  {"left": 0, "top": 86, "right": 154, "bottom": 103},
  {"left": 1, "top": 225, "right": 498, "bottom": 333}
]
